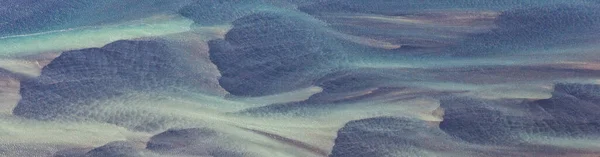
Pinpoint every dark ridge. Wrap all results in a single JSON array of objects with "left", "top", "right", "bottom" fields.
[
  {"left": 84, "top": 141, "right": 143, "bottom": 157},
  {"left": 146, "top": 128, "right": 244, "bottom": 157},
  {"left": 13, "top": 40, "right": 204, "bottom": 120},
  {"left": 330, "top": 117, "right": 455, "bottom": 157},
  {"left": 0, "top": 0, "right": 192, "bottom": 36},
  {"left": 532, "top": 83, "right": 600, "bottom": 124},
  {"left": 208, "top": 12, "right": 349, "bottom": 96},
  {"left": 178, "top": 0, "right": 262, "bottom": 26},
  {"left": 449, "top": 5, "right": 600, "bottom": 56},
  {"left": 552, "top": 83, "right": 600, "bottom": 101},
  {"left": 439, "top": 83, "right": 600, "bottom": 145},
  {"left": 298, "top": 0, "right": 590, "bottom": 16},
  {"left": 177, "top": 0, "right": 322, "bottom": 26},
  {"left": 438, "top": 98, "right": 522, "bottom": 145}
]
